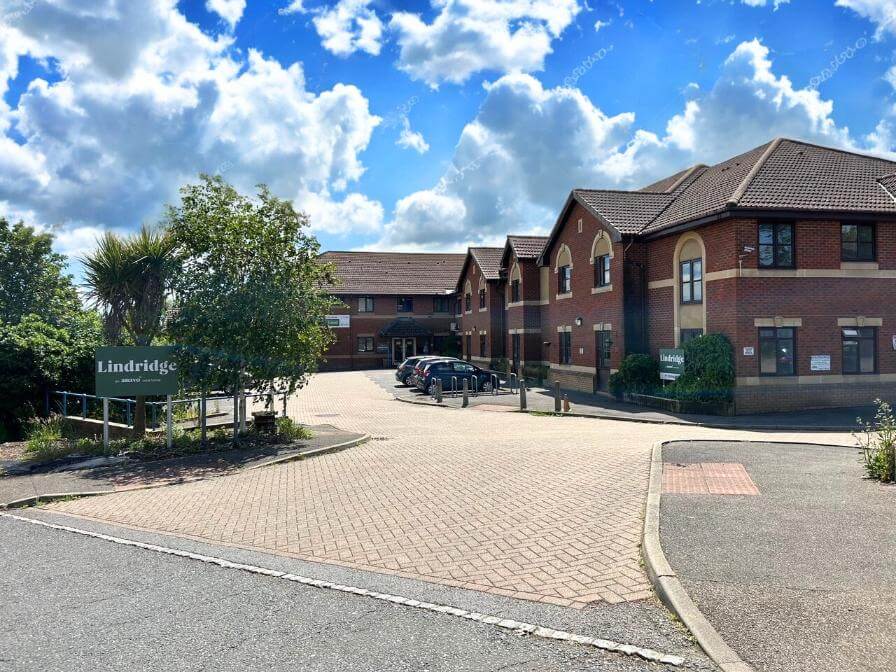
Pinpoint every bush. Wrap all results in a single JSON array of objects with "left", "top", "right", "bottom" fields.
[
  {"left": 24, "top": 416, "right": 70, "bottom": 461},
  {"left": 490, "top": 358, "right": 510, "bottom": 373},
  {"left": 856, "top": 399, "right": 896, "bottom": 482},
  {"left": 523, "top": 363, "right": 549, "bottom": 385},
  {"left": 276, "top": 417, "right": 313, "bottom": 441},
  {"left": 664, "top": 334, "right": 735, "bottom": 403},
  {"left": 609, "top": 354, "right": 660, "bottom": 397}
]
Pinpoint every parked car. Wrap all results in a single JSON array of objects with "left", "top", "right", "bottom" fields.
[
  {"left": 417, "top": 360, "right": 493, "bottom": 394},
  {"left": 395, "top": 356, "right": 445, "bottom": 385},
  {"left": 409, "top": 356, "right": 456, "bottom": 387}
]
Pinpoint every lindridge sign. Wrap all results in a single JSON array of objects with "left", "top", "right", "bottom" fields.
[
  {"left": 95, "top": 346, "right": 179, "bottom": 397},
  {"left": 659, "top": 348, "right": 685, "bottom": 381}
]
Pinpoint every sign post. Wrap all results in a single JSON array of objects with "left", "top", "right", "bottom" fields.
[
  {"left": 95, "top": 346, "right": 179, "bottom": 441},
  {"left": 659, "top": 348, "right": 685, "bottom": 382},
  {"left": 166, "top": 395, "right": 173, "bottom": 449}
]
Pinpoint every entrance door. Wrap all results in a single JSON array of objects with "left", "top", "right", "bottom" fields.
[
  {"left": 392, "top": 337, "right": 416, "bottom": 364},
  {"left": 595, "top": 331, "right": 610, "bottom": 392}
]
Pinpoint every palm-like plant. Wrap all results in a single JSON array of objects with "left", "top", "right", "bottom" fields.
[{"left": 82, "top": 225, "right": 179, "bottom": 436}]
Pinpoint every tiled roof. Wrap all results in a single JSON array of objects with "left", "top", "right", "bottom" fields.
[
  {"left": 879, "top": 173, "right": 896, "bottom": 202},
  {"left": 320, "top": 251, "right": 465, "bottom": 295},
  {"left": 469, "top": 247, "right": 504, "bottom": 280},
  {"left": 573, "top": 189, "right": 675, "bottom": 234},
  {"left": 507, "top": 235, "right": 548, "bottom": 259},
  {"left": 638, "top": 164, "right": 707, "bottom": 193}
]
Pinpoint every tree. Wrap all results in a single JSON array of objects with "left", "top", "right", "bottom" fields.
[
  {"left": 0, "top": 219, "right": 102, "bottom": 436},
  {"left": 165, "top": 175, "right": 334, "bottom": 411},
  {"left": 82, "top": 225, "right": 179, "bottom": 436}
]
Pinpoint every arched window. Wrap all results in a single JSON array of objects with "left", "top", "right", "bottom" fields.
[
  {"left": 590, "top": 232, "right": 613, "bottom": 288},
  {"left": 673, "top": 233, "right": 707, "bottom": 346},
  {"left": 508, "top": 262, "right": 522, "bottom": 303},
  {"left": 478, "top": 276, "right": 487, "bottom": 310},
  {"left": 464, "top": 279, "right": 472, "bottom": 312},
  {"left": 555, "top": 244, "right": 573, "bottom": 295}
]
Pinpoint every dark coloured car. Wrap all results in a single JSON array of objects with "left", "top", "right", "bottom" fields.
[
  {"left": 417, "top": 360, "right": 493, "bottom": 394},
  {"left": 395, "top": 356, "right": 445, "bottom": 385}
]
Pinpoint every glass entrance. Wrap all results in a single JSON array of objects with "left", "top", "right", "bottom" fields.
[{"left": 392, "top": 337, "right": 416, "bottom": 364}]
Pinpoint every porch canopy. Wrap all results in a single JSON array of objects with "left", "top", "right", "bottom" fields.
[{"left": 378, "top": 317, "right": 432, "bottom": 339}]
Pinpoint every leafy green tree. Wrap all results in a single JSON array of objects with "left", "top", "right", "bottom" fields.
[
  {"left": 0, "top": 219, "right": 103, "bottom": 436},
  {"left": 82, "top": 225, "right": 179, "bottom": 436},
  {"left": 165, "top": 175, "right": 334, "bottom": 407}
]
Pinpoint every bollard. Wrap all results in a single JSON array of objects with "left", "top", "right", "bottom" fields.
[
  {"left": 462, "top": 378, "right": 469, "bottom": 407},
  {"left": 492, "top": 373, "right": 499, "bottom": 396},
  {"left": 436, "top": 378, "right": 443, "bottom": 403},
  {"left": 520, "top": 382, "right": 527, "bottom": 410},
  {"left": 554, "top": 381, "right": 561, "bottom": 413},
  {"left": 563, "top": 394, "right": 571, "bottom": 413}
]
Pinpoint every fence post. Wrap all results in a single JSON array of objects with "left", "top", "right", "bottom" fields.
[
  {"left": 102, "top": 397, "right": 109, "bottom": 452},
  {"left": 81, "top": 394, "right": 87, "bottom": 419},
  {"left": 126, "top": 401, "right": 132, "bottom": 428},
  {"left": 554, "top": 381, "right": 561, "bottom": 413},
  {"left": 151, "top": 403, "right": 158, "bottom": 429},
  {"left": 462, "top": 378, "right": 469, "bottom": 407},
  {"left": 166, "top": 395, "right": 173, "bottom": 450},
  {"left": 200, "top": 391, "right": 207, "bottom": 445},
  {"left": 62, "top": 392, "right": 68, "bottom": 417},
  {"left": 520, "top": 382, "right": 527, "bottom": 410}
]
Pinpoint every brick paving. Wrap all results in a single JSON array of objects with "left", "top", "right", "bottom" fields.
[
  {"left": 663, "top": 463, "right": 760, "bottom": 495},
  {"left": 47, "top": 372, "right": 853, "bottom": 608}
]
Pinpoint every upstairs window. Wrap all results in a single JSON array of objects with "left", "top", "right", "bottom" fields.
[
  {"left": 842, "top": 327, "right": 876, "bottom": 374},
  {"left": 558, "top": 265, "right": 572, "bottom": 294},
  {"left": 842, "top": 223, "right": 875, "bottom": 262},
  {"left": 397, "top": 296, "right": 413, "bottom": 313},
  {"left": 680, "top": 258, "right": 703, "bottom": 304},
  {"left": 758, "top": 222, "right": 794, "bottom": 268},
  {"left": 358, "top": 296, "right": 374, "bottom": 312},
  {"left": 433, "top": 296, "right": 450, "bottom": 313},
  {"left": 594, "top": 254, "right": 611, "bottom": 287},
  {"left": 510, "top": 279, "right": 521, "bottom": 303},
  {"left": 464, "top": 293, "right": 472, "bottom": 312},
  {"left": 478, "top": 288, "right": 486, "bottom": 309}
]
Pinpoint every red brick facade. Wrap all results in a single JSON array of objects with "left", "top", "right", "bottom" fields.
[{"left": 457, "top": 252, "right": 505, "bottom": 365}]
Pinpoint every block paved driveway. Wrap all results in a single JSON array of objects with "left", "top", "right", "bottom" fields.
[{"left": 47, "top": 372, "right": 855, "bottom": 609}]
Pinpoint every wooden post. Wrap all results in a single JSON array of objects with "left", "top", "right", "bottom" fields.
[
  {"left": 102, "top": 398, "right": 109, "bottom": 451},
  {"left": 554, "top": 381, "right": 561, "bottom": 413},
  {"left": 166, "top": 395, "right": 173, "bottom": 450}
]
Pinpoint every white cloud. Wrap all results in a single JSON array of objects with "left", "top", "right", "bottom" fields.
[
  {"left": 313, "top": 0, "right": 384, "bottom": 57},
  {"left": 836, "top": 0, "right": 896, "bottom": 36},
  {"left": 279, "top": 1, "right": 306, "bottom": 15},
  {"left": 741, "top": 0, "right": 790, "bottom": 9},
  {"left": 206, "top": 0, "right": 246, "bottom": 29},
  {"left": 301, "top": 191, "right": 384, "bottom": 235},
  {"left": 397, "top": 117, "right": 430, "bottom": 153},
  {"left": 390, "top": 0, "right": 582, "bottom": 87},
  {"left": 377, "top": 38, "right": 885, "bottom": 248},
  {"left": 0, "top": 0, "right": 383, "bottom": 245},
  {"left": 594, "top": 19, "right": 611, "bottom": 32}
]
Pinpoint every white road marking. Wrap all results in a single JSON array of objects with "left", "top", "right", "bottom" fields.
[{"left": 2, "top": 511, "right": 684, "bottom": 666}]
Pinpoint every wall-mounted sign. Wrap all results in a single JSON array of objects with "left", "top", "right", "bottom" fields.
[
  {"left": 892, "top": 335, "right": 896, "bottom": 351},
  {"left": 96, "top": 346, "right": 179, "bottom": 397},
  {"left": 810, "top": 354, "right": 831, "bottom": 372},
  {"left": 325, "top": 315, "right": 350, "bottom": 329},
  {"left": 743, "top": 346, "right": 755, "bottom": 357},
  {"left": 659, "top": 348, "right": 685, "bottom": 381}
]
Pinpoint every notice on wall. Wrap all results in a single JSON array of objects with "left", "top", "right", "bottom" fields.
[
  {"left": 743, "top": 346, "right": 755, "bottom": 356},
  {"left": 325, "top": 315, "right": 350, "bottom": 329},
  {"left": 810, "top": 355, "right": 831, "bottom": 372}
]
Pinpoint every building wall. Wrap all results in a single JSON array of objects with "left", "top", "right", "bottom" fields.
[
  {"left": 504, "top": 251, "right": 544, "bottom": 371},
  {"left": 539, "top": 202, "right": 627, "bottom": 393},
  {"left": 322, "top": 293, "right": 456, "bottom": 370},
  {"left": 457, "top": 258, "right": 504, "bottom": 365}
]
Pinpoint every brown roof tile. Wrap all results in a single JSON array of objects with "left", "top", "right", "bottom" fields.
[
  {"left": 320, "top": 251, "right": 465, "bottom": 295},
  {"left": 469, "top": 247, "right": 504, "bottom": 280},
  {"left": 507, "top": 235, "right": 548, "bottom": 259}
]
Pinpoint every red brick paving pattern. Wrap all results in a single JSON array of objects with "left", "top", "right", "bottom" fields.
[
  {"left": 49, "top": 373, "right": 846, "bottom": 608},
  {"left": 663, "top": 462, "right": 760, "bottom": 495}
]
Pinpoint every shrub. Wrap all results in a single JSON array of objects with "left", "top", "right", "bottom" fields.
[
  {"left": 523, "top": 363, "right": 549, "bottom": 385},
  {"left": 24, "top": 416, "right": 69, "bottom": 461},
  {"left": 664, "top": 334, "right": 735, "bottom": 403},
  {"left": 609, "top": 354, "right": 660, "bottom": 396},
  {"left": 490, "top": 358, "right": 510, "bottom": 373},
  {"left": 276, "top": 417, "right": 313, "bottom": 441},
  {"left": 856, "top": 399, "right": 896, "bottom": 482}
]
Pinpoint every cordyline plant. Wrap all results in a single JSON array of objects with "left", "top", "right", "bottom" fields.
[
  {"left": 854, "top": 399, "right": 896, "bottom": 483},
  {"left": 164, "top": 175, "right": 335, "bottom": 402}
]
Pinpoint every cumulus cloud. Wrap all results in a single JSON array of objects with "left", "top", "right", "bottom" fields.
[
  {"left": 741, "top": 0, "right": 790, "bottom": 9},
  {"left": 313, "top": 0, "right": 384, "bottom": 57},
  {"left": 836, "top": 0, "right": 896, "bottom": 36},
  {"left": 0, "top": 0, "right": 382, "bottom": 248},
  {"left": 206, "top": 0, "right": 246, "bottom": 29},
  {"left": 390, "top": 0, "right": 582, "bottom": 87},
  {"left": 376, "top": 38, "right": 884, "bottom": 248},
  {"left": 397, "top": 117, "right": 430, "bottom": 154}
]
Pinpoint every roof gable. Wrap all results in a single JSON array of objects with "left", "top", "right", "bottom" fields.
[{"left": 455, "top": 246, "right": 504, "bottom": 292}]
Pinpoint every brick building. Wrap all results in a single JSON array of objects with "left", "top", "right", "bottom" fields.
[
  {"left": 323, "top": 138, "right": 896, "bottom": 413},
  {"left": 319, "top": 251, "right": 465, "bottom": 370}
]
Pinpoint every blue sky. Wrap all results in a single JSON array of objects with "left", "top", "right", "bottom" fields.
[{"left": 1, "top": 0, "right": 895, "bottom": 279}]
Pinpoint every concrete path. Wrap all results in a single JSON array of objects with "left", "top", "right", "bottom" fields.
[
  {"left": 377, "top": 371, "right": 874, "bottom": 431},
  {"left": 660, "top": 440, "right": 896, "bottom": 672},
  {"left": 0, "top": 424, "right": 365, "bottom": 507}
]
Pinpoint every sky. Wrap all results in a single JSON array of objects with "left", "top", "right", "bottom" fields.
[{"left": 1, "top": 0, "right": 895, "bottom": 280}]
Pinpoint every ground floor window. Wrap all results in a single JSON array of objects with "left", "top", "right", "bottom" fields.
[
  {"left": 759, "top": 327, "right": 795, "bottom": 376},
  {"left": 680, "top": 328, "right": 703, "bottom": 344},
  {"left": 842, "top": 327, "right": 876, "bottom": 374},
  {"left": 357, "top": 337, "right": 375, "bottom": 352},
  {"left": 559, "top": 331, "right": 572, "bottom": 365},
  {"left": 479, "top": 333, "right": 487, "bottom": 357}
]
